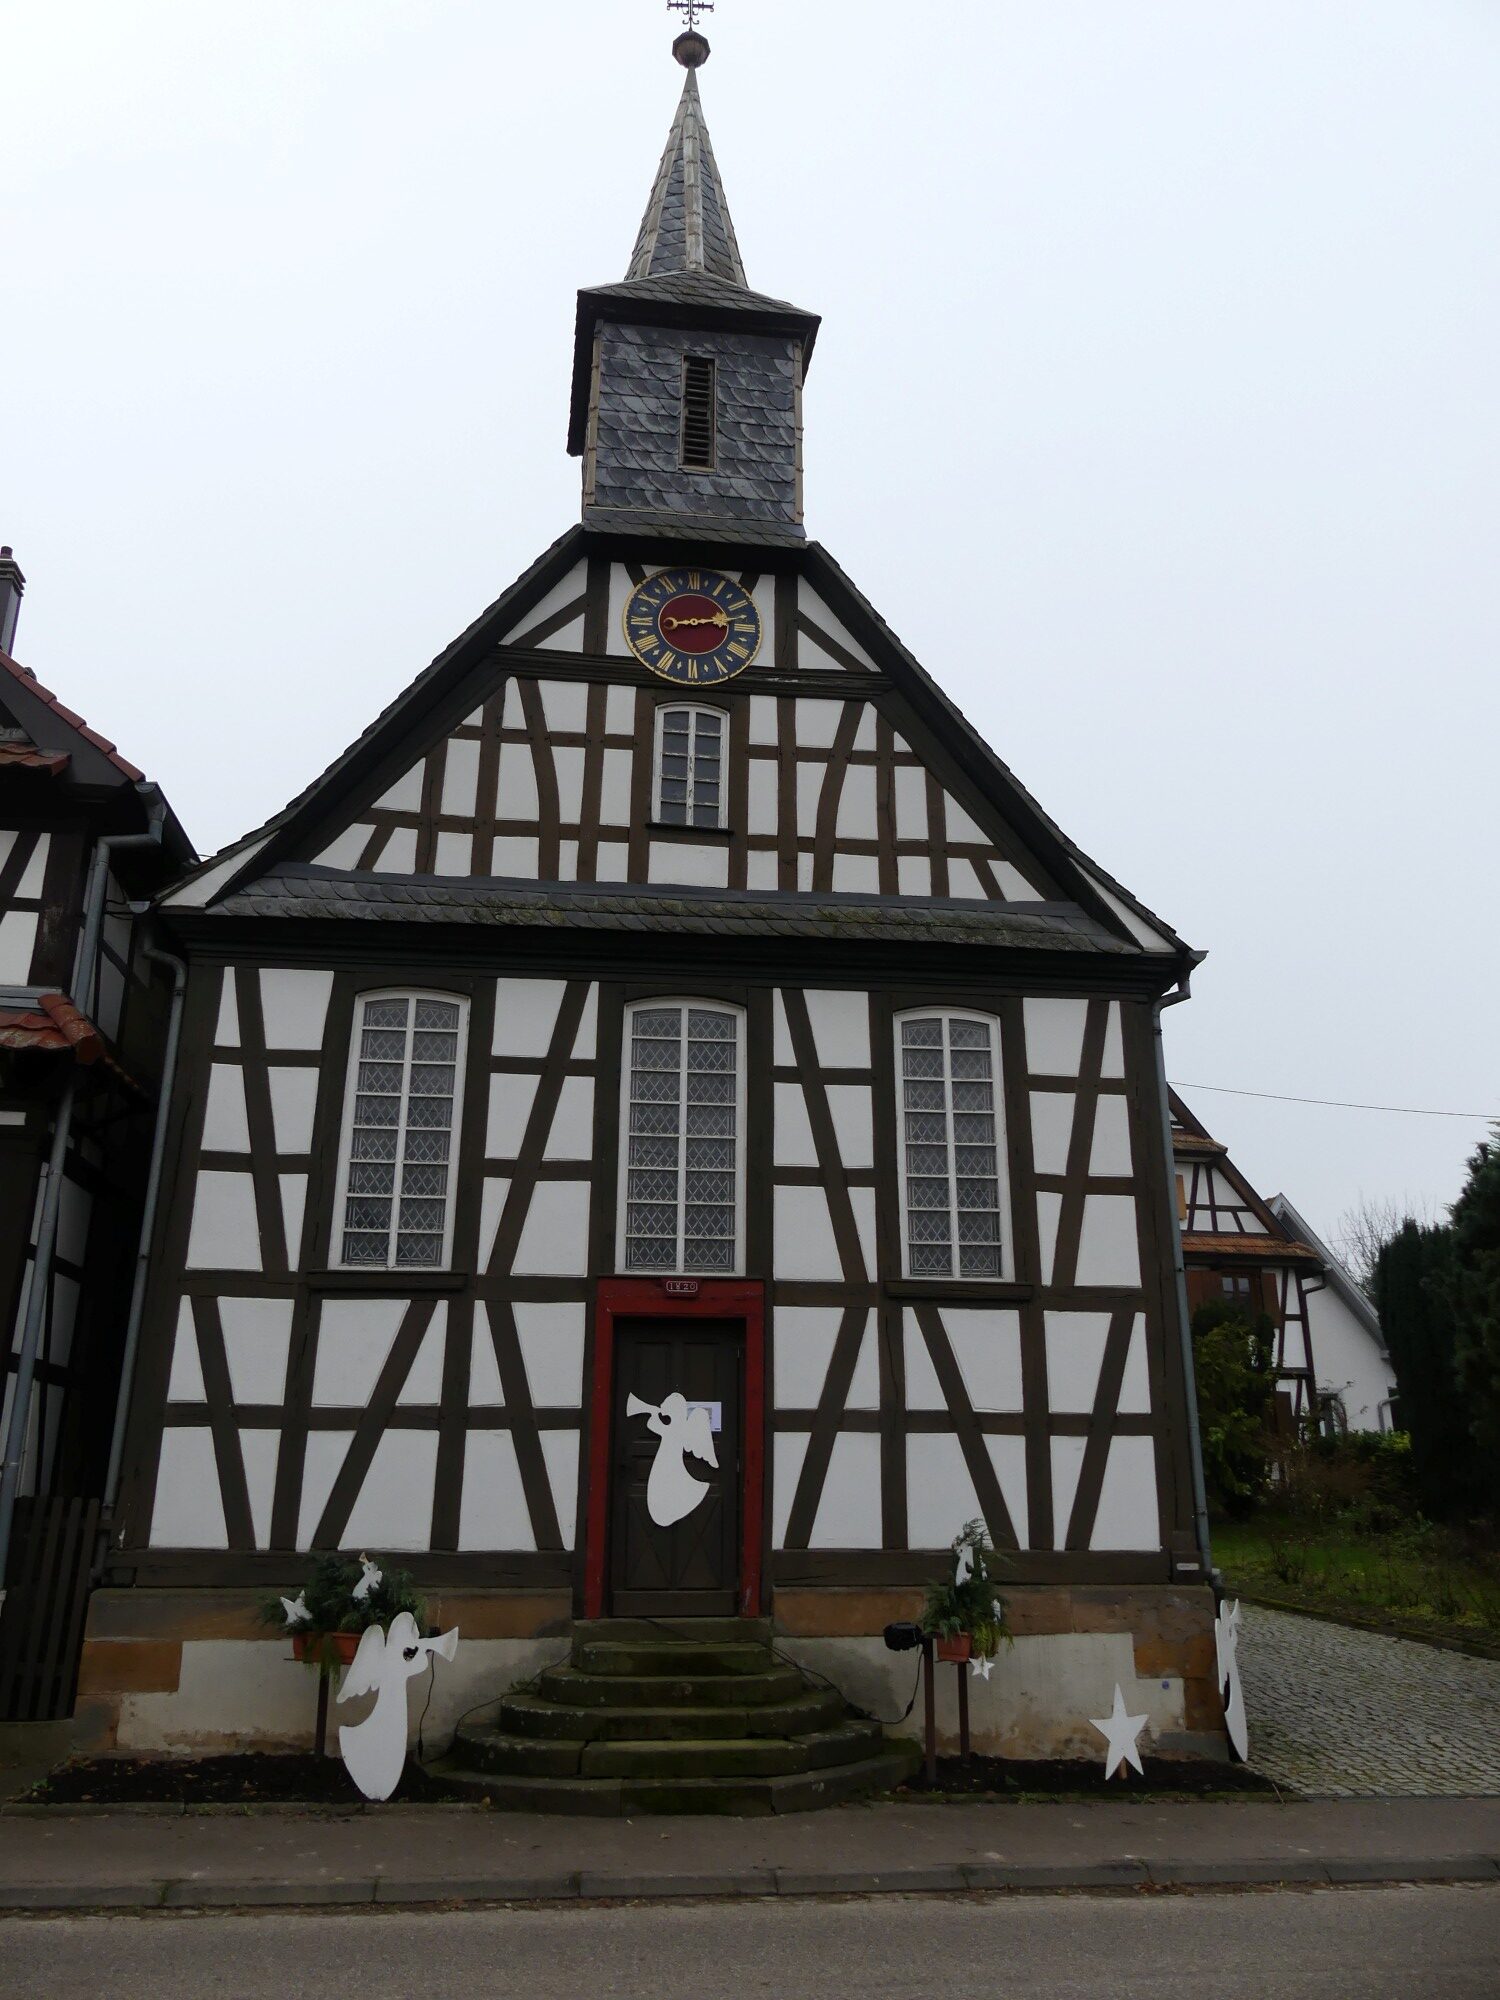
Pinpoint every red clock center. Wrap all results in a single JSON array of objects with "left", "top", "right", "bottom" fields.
[{"left": 656, "top": 593, "right": 727, "bottom": 655}]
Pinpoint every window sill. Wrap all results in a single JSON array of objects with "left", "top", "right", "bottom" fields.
[
  {"left": 886, "top": 1279, "right": 1034, "bottom": 1305},
  {"left": 308, "top": 1269, "right": 471, "bottom": 1295},
  {"left": 646, "top": 822, "right": 733, "bottom": 840}
]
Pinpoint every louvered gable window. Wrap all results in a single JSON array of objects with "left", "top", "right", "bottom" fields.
[
  {"left": 680, "top": 355, "right": 717, "bottom": 469},
  {"left": 896, "top": 1011, "right": 1009, "bottom": 1280},
  {"left": 620, "top": 1002, "right": 743, "bottom": 1274},
  {"left": 335, "top": 992, "right": 468, "bottom": 1268},
  {"left": 654, "top": 705, "right": 726, "bottom": 828}
]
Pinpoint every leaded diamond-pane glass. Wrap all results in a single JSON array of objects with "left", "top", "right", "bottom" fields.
[
  {"left": 654, "top": 709, "right": 729, "bottom": 829},
  {"left": 898, "top": 1014, "right": 1005, "bottom": 1281},
  {"left": 340, "top": 993, "right": 464, "bottom": 1270},
  {"left": 623, "top": 1003, "right": 739, "bottom": 1274}
]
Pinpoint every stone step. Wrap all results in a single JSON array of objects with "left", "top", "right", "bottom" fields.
[
  {"left": 497, "top": 1687, "right": 845, "bottom": 1744},
  {"left": 435, "top": 1747, "right": 920, "bottom": 1816},
  {"left": 569, "top": 1617, "right": 774, "bottom": 1648},
  {"left": 537, "top": 1663, "right": 803, "bottom": 1709},
  {"left": 571, "top": 1639, "right": 774, "bottom": 1678},
  {"left": 454, "top": 1717, "right": 884, "bottom": 1782}
]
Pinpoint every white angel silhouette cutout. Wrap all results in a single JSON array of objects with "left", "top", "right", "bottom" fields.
[
  {"left": 627, "top": 1389, "right": 718, "bottom": 1527},
  {"left": 336, "top": 1611, "right": 458, "bottom": 1801},
  {"left": 1214, "top": 1597, "right": 1249, "bottom": 1761}
]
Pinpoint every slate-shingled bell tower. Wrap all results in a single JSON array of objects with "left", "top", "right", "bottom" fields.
[{"left": 567, "top": 34, "right": 820, "bottom": 547}]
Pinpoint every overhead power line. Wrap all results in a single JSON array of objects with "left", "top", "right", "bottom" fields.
[{"left": 1170, "top": 1082, "right": 1498, "bottom": 1122}]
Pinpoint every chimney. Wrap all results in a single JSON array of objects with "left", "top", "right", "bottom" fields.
[{"left": 0, "top": 548, "right": 24, "bottom": 655}]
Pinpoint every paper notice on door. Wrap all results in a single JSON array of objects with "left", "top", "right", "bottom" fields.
[{"left": 688, "top": 1401, "right": 723, "bottom": 1434}]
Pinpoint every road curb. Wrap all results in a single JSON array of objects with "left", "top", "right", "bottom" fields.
[{"left": 2, "top": 1856, "right": 1498, "bottom": 1912}]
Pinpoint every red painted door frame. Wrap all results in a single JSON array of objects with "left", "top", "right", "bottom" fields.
[{"left": 585, "top": 1278, "right": 765, "bottom": 1620}]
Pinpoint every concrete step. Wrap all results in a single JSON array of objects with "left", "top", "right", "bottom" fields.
[
  {"left": 571, "top": 1639, "right": 774, "bottom": 1677},
  {"left": 537, "top": 1663, "right": 803, "bottom": 1710},
  {"left": 497, "top": 1687, "right": 845, "bottom": 1744},
  {"left": 569, "top": 1617, "right": 774, "bottom": 1647},
  {"left": 578, "top": 1720, "right": 884, "bottom": 1779},
  {"left": 435, "top": 1748, "right": 919, "bottom": 1816}
]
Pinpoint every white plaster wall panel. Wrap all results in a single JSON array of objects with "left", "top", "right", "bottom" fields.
[
  {"left": 572, "top": 983, "right": 598, "bottom": 1058},
  {"left": 220, "top": 1298, "right": 295, "bottom": 1405},
  {"left": 541, "top": 1431, "right": 580, "bottom": 1546},
  {"left": 595, "top": 840, "right": 630, "bottom": 881},
  {"left": 166, "top": 1301, "right": 206, "bottom": 1402},
  {"left": 745, "top": 850, "right": 779, "bottom": 890},
  {"left": 943, "top": 798, "right": 988, "bottom": 846},
  {"left": 487, "top": 1073, "right": 539, "bottom": 1158},
  {"left": 893, "top": 766, "right": 928, "bottom": 842},
  {"left": 16, "top": 832, "right": 48, "bottom": 895},
  {"left": 606, "top": 564, "right": 634, "bottom": 646},
  {"left": 1282, "top": 1321, "right": 1310, "bottom": 1373},
  {"left": 796, "top": 853, "right": 814, "bottom": 892},
  {"left": 1088, "top": 1094, "right": 1134, "bottom": 1178},
  {"left": 849, "top": 1186, "right": 878, "bottom": 1282},
  {"left": 604, "top": 683, "right": 636, "bottom": 735},
  {"left": 1044, "top": 1312, "right": 1111, "bottom": 1413},
  {"left": 771, "top": 991, "right": 795, "bottom": 1066},
  {"left": 944, "top": 1309, "right": 1024, "bottom": 1410},
  {"left": 853, "top": 706, "right": 877, "bottom": 753},
  {"left": 1029, "top": 1092, "right": 1075, "bottom": 1177},
  {"left": 341, "top": 1430, "right": 439, "bottom": 1551},
  {"left": 773, "top": 1306, "right": 842, "bottom": 1408},
  {"left": 1100, "top": 1003, "right": 1126, "bottom": 1078},
  {"left": 1050, "top": 1437, "right": 1087, "bottom": 1549},
  {"left": 185, "top": 1171, "right": 262, "bottom": 1271},
  {"left": 773, "top": 1081, "right": 818, "bottom": 1168},
  {"left": 495, "top": 740, "right": 540, "bottom": 820},
  {"left": 906, "top": 1434, "right": 981, "bottom": 1548},
  {"left": 0, "top": 911, "right": 39, "bottom": 981},
  {"left": 1035, "top": 1191, "right": 1063, "bottom": 1287},
  {"left": 214, "top": 977, "right": 239, "bottom": 1047},
  {"left": 513, "top": 1180, "right": 591, "bottom": 1276},
  {"left": 96, "top": 950, "right": 127, "bottom": 1041},
  {"left": 902, "top": 1310, "right": 946, "bottom": 1409},
  {"left": 161, "top": 835, "right": 271, "bottom": 912},
  {"left": 748, "top": 695, "right": 778, "bottom": 746},
  {"left": 1216, "top": 1168, "right": 1267, "bottom": 1230},
  {"left": 845, "top": 1312, "right": 880, "bottom": 1409},
  {"left": 825, "top": 1084, "right": 873, "bottom": 1168},
  {"left": 503, "top": 563, "right": 587, "bottom": 644},
  {"left": 1307, "top": 1289, "right": 1395, "bottom": 1430},
  {"left": 746, "top": 760, "right": 778, "bottom": 834},
  {"left": 279, "top": 1175, "right": 307, "bottom": 1263},
  {"left": 1076, "top": 1197, "right": 1141, "bottom": 1287},
  {"left": 986, "top": 1435, "right": 1030, "bottom": 1548},
  {"left": 478, "top": 1178, "right": 510, "bottom": 1268},
  {"left": 492, "top": 836, "right": 539, "bottom": 877},
  {"left": 500, "top": 681, "right": 526, "bottom": 730},
  {"left": 896, "top": 854, "right": 931, "bottom": 897},
  {"left": 296, "top": 1431, "right": 352, "bottom": 1548},
  {"left": 0, "top": 829, "right": 14, "bottom": 871},
  {"left": 312, "top": 1299, "right": 405, "bottom": 1407},
  {"left": 1117, "top": 1316, "right": 1152, "bottom": 1413},
  {"left": 260, "top": 970, "right": 334, "bottom": 1052},
  {"left": 797, "top": 579, "right": 878, "bottom": 670},
  {"left": 373, "top": 765, "right": 424, "bottom": 814},
  {"left": 552, "top": 745, "right": 586, "bottom": 822},
  {"left": 267, "top": 1067, "right": 318, "bottom": 1155},
  {"left": 435, "top": 831, "right": 473, "bottom": 876},
  {"left": 747, "top": 573, "right": 777, "bottom": 658},
  {"left": 240, "top": 1429, "right": 279, "bottom": 1548},
  {"left": 1083, "top": 868, "right": 1177, "bottom": 954},
  {"left": 805, "top": 989, "right": 870, "bottom": 1069},
  {"left": 558, "top": 840, "right": 578, "bottom": 884},
  {"left": 150, "top": 1429, "right": 227, "bottom": 1548},
  {"left": 773, "top": 1185, "right": 841, "bottom": 1281},
  {"left": 648, "top": 840, "right": 730, "bottom": 889},
  {"left": 539, "top": 681, "right": 589, "bottom": 733},
  {"left": 948, "top": 858, "right": 987, "bottom": 900},
  {"left": 544, "top": 1076, "right": 595, "bottom": 1161},
  {"left": 1090, "top": 1437, "right": 1160, "bottom": 1550},
  {"left": 794, "top": 760, "right": 823, "bottom": 839},
  {"left": 1023, "top": 997, "right": 1088, "bottom": 1078},
  {"left": 459, "top": 1430, "right": 533, "bottom": 1550},
  {"left": 809, "top": 1433, "right": 882, "bottom": 1547},
  {"left": 468, "top": 1308, "right": 505, "bottom": 1405},
  {"left": 772, "top": 1433, "right": 809, "bottom": 1546},
  {"left": 493, "top": 978, "right": 566, "bottom": 1057},
  {"left": 441, "top": 735, "right": 481, "bottom": 819},
  {"left": 793, "top": 698, "right": 842, "bottom": 750},
  {"left": 377, "top": 826, "right": 419, "bottom": 873},
  {"left": 994, "top": 861, "right": 1037, "bottom": 899},
  {"left": 831, "top": 852, "right": 881, "bottom": 894},
  {"left": 599, "top": 748, "right": 633, "bottom": 825},
  {"left": 515, "top": 1302, "right": 586, "bottom": 1406},
  {"left": 396, "top": 1307, "right": 448, "bottom": 1405},
  {"left": 57, "top": 1177, "right": 91, "bottom": 1267}
]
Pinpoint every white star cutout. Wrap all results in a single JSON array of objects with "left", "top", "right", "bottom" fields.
[
  {"left": 969, "top": 1652, "right": 994, "bottom": 1680},
  {"left": 1090, "top": 1683, "right": 1148, "bottom": 1778}
]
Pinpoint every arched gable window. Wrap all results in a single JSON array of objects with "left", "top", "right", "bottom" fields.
[
  {"left": 895, "top": 1010, "right": 1009, "bottom": 1280},
  {"left": 334, "top": 991, "right": 469, "bottom": 1268},
  {"left": 619, "top": 1000, "right": 744, "bottom": 1274},
  {"left": 653, "top": 705, "right": 727, "bottom": 829}
]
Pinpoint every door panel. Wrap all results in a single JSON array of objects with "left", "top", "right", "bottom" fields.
[{"left": 610, "top": 1318, "right": 742, "bottom": 1616}]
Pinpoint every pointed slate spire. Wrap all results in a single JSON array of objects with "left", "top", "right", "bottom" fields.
[{"left": 625, "top": 51, "right": 747, "bottom": 289}]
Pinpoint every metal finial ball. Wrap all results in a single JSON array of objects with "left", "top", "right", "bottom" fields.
[{"left": 672, "top": 29, "right": 711, "bottom": 68}]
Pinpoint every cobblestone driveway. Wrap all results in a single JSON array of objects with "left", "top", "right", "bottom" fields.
[{"left": 1240, "top": 1604, "right": 1500, "bottom": 1796}]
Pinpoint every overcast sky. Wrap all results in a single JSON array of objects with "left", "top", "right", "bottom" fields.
[{"left": 5, "top": 1, "right": 1497, "bottom": 1247}]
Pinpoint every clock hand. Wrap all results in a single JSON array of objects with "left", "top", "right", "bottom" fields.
[{"left": 661, "top": 612, "right": 730, "bottom": 631}]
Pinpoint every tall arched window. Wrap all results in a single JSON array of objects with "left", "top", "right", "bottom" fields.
[
  {"left": 619, "top": 1000, "right": 744, "bottom": 1274},
  {"left": 334, "top": 991, "right": 469, "bottom": 1268},
  {"left": 895, "top": 1010, "right": 1009, "bottom": 1280},
  {"left": 653, "top": 705, "right": 727, "bottom": 829}
]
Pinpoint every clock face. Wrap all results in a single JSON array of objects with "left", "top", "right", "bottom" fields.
[{"left": 622, "top": 567, "right": 762, "bottom": 685}]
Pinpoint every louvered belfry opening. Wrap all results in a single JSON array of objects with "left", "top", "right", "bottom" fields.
[{"left": 680, "top": 355, "right": 717, "bottom": 468}]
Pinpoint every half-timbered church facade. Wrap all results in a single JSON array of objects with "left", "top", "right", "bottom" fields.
[{"left": 82, "top": 37, "right": 1228, "bottom": 1767}]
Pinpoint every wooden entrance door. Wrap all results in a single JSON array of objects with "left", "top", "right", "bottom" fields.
[{"left": 610, "top": 1318, "right": 742, "bottom": 1616}]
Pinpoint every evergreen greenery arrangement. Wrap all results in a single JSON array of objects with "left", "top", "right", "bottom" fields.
[
  {"left": 259, "top": 1551, "right": 427, "bottom": 1672},
  {"left": 920, "top": 1519, "right": 1011, "bottom": 1659}
]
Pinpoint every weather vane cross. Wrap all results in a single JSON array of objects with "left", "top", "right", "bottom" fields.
[{"left": 668, "top": 0, "right": 714, "bottom": 32}]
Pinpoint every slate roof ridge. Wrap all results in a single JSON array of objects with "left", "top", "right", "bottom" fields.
[
  {"left": 626, "top": 69, "right": 748, "bottom": 288},
  {"left": 0, "top": 645, "right": 147, "bottom": 783}
]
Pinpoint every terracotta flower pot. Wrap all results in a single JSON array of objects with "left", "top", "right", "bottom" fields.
[
  {"left": 292, "top": 1630, "right": 363, "bottom": 1668},
  {"left": 935, "top": 1633, "right": 971, "bottom": 1663}
]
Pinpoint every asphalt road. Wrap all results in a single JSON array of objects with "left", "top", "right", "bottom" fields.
[{"left": 3, "top": 1887, "right": 1499, "bottom": 1999}]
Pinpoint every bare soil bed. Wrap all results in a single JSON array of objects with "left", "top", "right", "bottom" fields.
[{"left": 898, "top": 1754, "right": 1279, "bottom": 1800}]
